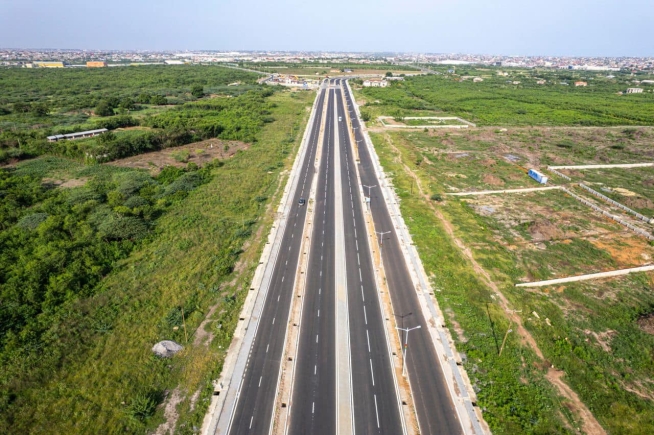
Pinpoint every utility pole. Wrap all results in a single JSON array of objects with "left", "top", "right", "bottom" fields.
[
  {"left": 181, "top": 307, "right": 189, "bottom": 344},
  {"left": 396, "top": 325, "right": 421, "bottom": 376},
  {"left": 499, "top": 309, "right": 521, "bottom": 356},
  {"left": 498, "top": 320, "right": 512, "bottom": 357}
]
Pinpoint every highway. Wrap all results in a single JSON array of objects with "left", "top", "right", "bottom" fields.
[
  {"left": 226, "top": 85, "right": 327, "bottom": 435},
  {"left": 289, "top": 81, "right": 403, "bottom": 435},
  {"left": 342, "top": 81, "right": 464, "bottom": 435},
  {"left": 221, "top": 79, "right": 464, "bottom": 435}
]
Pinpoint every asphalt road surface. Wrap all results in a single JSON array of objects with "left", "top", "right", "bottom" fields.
[
  {"left": 227, "top": 86, "right": 327, "bottom": 435},
  {"left": 342, "top": 81, "right": 464, "bottom": 435},
  {"left": 289, "top": 81, "right": 403, "bottom": 435}
]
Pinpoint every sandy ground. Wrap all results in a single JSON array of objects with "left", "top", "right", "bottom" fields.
[{"left": 107, "top": 139, "right": 249, "bottom": 174}]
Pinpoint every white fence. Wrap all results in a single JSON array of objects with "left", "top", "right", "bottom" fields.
[{"left": 561, "top": 188, "right": 654, "bottom": 240}]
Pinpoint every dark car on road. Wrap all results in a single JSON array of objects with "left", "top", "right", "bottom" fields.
[{"left": 299, "top": 198, "right": 306, "bottom": 206}]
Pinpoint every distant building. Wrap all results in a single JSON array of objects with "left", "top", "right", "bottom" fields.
[
  {"left": 641, "top": 80, "right": 654, "bottom": 84},
  {"left": 537, "top": 79, "right": 546, "bottom": 85},
  {"left": 512, "top": 81, "right": 521, "bottom": 85},
  {"left": 34, "top": 61, "right": 65, "bottom": 68},
  {"left": 343, "top": 68, "right": 353, "bottom": 73},
  {"left": 386, "top": 76, "right": 404, "bottom": 81},
  {"left": 86, "top": 61, "right": 107, "bottom": 68},
  {"left": 626, "top": 88, "right": 644, "bottom": 93},
  {"left": 363, "top": 79, "right": 388, "bottom": 88},
  {"left": 574, "top": 81, "right": 588, "bottom": 87},
  {"left": 473, "top": 77, "right": 484, "bottom": 82},
  {"left": 528, "top": 169, "right": 548, "bottom": 185},
  {"left": 47, "top": 128, "right": 108, "bottom": 143},
  {"left": 164, "top": 60, "right": 185, "bottom": 65}
]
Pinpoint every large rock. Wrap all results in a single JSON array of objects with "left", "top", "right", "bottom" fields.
[{"left": 152, "top": 340, "right": 184, "bottom": 358}]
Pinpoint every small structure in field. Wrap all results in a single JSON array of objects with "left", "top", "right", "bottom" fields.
[
  {"left": 47, "top": 128, "right": 108, "bottom": 142},
  {"left": 528, "top": 169, "right": 548, "bottom": 184}
]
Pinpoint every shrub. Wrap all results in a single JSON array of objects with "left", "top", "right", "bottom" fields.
[
  {"left": 430, "top": 193, "right": 443, "bottom": 201},
  {"left": 94, "top": 102, "right": 114, "bottom": 117},
  {"left": 98, "top": 215, "right": 148, "bottom": 240},
  {"left": 16, "top": 212, "right": 49, "bottom": 230}
]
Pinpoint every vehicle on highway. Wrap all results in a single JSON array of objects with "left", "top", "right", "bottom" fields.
[
  {"left": 299, "top": 198, "right": 306, "bottom": 206},
  {"left": 338, "top": 116, "right": 342, "bottom": 121}
]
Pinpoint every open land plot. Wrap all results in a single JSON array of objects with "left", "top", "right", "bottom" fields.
[
  {"left": 107, "top": 139, "right": 249, "bottom": 174},
  {"left": 460, "top": 190, "right": 654, "bottom": 282},
  {"left": 368, "top": 120, "right": 654, "bottom": 434},
  {"left": 561, "top": 166, "right": 654, "bottom": 216}
]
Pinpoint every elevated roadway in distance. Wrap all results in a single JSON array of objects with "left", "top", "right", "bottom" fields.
[{"left": 342, "top": 82, "right": 465, "bottom": 435}]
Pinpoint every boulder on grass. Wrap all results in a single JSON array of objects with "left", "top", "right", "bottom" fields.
[{"left": 152, "top": 340, "right": 184, "bottom": 358}]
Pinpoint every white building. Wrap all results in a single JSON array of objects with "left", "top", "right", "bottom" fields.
[
  {"left": 626, "top": 88, "right": 644, "bottom": 94},
  {"left": 363, "top": 79, "right": 388, "bottom": 88}
]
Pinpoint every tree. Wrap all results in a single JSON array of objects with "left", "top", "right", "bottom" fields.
[
  {"left": 94, "top": 102, "right": 114, "bottom": 117},
  {"left": 119, "top": 97, "right": 135, "bottom": 111},
  {"left": 385, "top": 71, "right": 393, "bottom": 77},
  {"left": 150, "top": 95, "right": 168, "bottom": 105},
  {"left": 191, "top": 85, "right": 205, "bottom": 99},
  {"left": 31, "top": 103, "right": 49, "bottom": 117}
]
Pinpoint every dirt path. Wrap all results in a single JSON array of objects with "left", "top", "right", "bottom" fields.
[
  {"left": 382, "top": 132, "right": 606, "bottom": 435},
  {"left": 155, "top": 387, "right": 185, "bottom": 435}
]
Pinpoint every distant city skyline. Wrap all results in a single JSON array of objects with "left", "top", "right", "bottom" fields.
[{"left": 1, "top": 0, "right": 652, "bottom": 57}]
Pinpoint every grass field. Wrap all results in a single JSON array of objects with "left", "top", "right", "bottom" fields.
[{"left": 0, "top": 89, "right": 314, "bottom": 434}]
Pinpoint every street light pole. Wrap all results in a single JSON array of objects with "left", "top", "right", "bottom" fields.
[
  {"left": 396, "top": 325, "right": 421, "bottom": 376},
  {"left": 375, "top": 230, "right": 391, "bottom": 246},
  {"left": 363, "top": 184, "right": 376, "bottom": 210}
]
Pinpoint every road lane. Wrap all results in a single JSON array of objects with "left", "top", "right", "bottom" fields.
[
  {"left": 288, "top": 87, "right": 337, "bottom": 435},
  {"left": 342, "top": 82, "right": 464, "bottom": 435},
  {"left": 226, "top": 87, "right": 327, "bottom": 435},
  {"left": 335, "top": 84, "right": 404, "bottom": 435}
]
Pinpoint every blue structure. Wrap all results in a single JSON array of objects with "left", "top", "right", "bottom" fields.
[{"left": 528, "top": 169, "right": 548, "bottom": 184}]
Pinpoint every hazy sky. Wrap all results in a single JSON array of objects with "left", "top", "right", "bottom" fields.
[{"left": 1, "top": 0, "right": 652, "bottom": 56}]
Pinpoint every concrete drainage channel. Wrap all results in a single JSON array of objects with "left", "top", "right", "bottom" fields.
[{"left": 201, "top": 87, "right": 324, "bottom": 435}]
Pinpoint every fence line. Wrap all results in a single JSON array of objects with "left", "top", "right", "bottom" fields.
[
  {"left": 561, "top": 188, "right": 654, "bottom": 240},
  {"left": 578, "top": 183, "right": 653, "bottom": 224},
  {"left": 547, "top": 167, "right": 571, "bottom": 181}
]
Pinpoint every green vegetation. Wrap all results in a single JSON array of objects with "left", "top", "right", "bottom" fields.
[
  {"left": 0, "top": 60, "right": 315, "bottom": 433},
  {"left": 356, "top": 68, "right": 654, "bottom": 126},
  {"left": 370, "top": 132, "right": 573, "bottom": 433},
  {"left": 0, "top": 65, "right": 262, "bottom": 164},
  {"left": 367, "top": 120, "right": 654, "bottom": 433}
]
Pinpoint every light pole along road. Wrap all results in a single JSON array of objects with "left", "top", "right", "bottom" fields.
[{"left": 342, "top": 81, "right": 465, "bottom": 435}]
